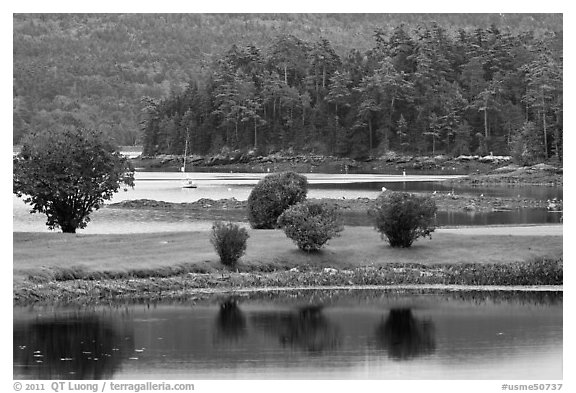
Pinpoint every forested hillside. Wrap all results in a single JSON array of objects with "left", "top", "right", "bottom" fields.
[{"left": 13, "top": 13, "right": 562, "bottom": 162}]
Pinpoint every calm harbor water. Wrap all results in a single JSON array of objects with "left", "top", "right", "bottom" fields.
[
  {"left": 12, "top": 172, "right": 563, "bottom": 233},
  {"left": 13, "top": 289, "right": 562, "bottom": 380}
]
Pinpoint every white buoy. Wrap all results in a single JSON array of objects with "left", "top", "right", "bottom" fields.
[
  {"left": 403, "top": 170, "right": 406, "bottom": 176},
  {"left": 381, "top": 186, "right": 387, "bottom": 192}
]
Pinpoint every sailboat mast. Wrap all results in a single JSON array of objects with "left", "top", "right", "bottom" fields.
[{"left": 182, "top": 138, "right": 188, "bottom": 173}]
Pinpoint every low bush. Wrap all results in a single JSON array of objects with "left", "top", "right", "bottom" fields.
[
  {"left": 247, "top": 171, "right": 308, "bottom": 229},
  {"left": 369, "top": 192, "right": 437, "bottom": 248},
  {"left": 210, "top": 221, "right": 250, "bottom": 267},
  {"left": 277, "top": 201, "right": 343, "bottom": 251}
]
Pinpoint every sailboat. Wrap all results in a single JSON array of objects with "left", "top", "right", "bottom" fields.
[{"left": 181, "top": 138, "right": 197, "bottom": 189}]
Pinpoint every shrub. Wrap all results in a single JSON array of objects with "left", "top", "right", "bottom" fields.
[
  {"left": 210, "top": 221, "right": 250, "bottom": 267},
  {"left": 247, "top": 171, "right": 308, "bottom": 229},
  {"left": 369, "top": 192, "right": 437, "bottom": 248},
  {"left": 277, "top": 201, "right": 343, "bottom": 252}
]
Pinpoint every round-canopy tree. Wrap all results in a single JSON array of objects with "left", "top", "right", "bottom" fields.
[{"left": 13, "top": 128, "right": 135, "bottom": 233}]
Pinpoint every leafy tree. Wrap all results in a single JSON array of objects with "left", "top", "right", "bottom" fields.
[{"left": 13, "top": 128, "right": 135, "bottom": 233}]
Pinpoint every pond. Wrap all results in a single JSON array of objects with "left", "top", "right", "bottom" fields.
[
  {"left": 13, "top": 289, "right": 562, "bottom": 380},
  {"left": 12, "top": 172, "right": 562, "bottom": 233}
]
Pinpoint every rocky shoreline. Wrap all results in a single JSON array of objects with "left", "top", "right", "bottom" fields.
[
  {"left": 131, "top": 151, "right": 562, "bottom": 187},
  {"left": 450, "top": 163, "right": 563, "bottom": 186},
  {"left": 133, "top": 151, "right": 511, "bottom": 173},
  {"left": 109, "top": 192, "right": 561, "bottom": 215}
]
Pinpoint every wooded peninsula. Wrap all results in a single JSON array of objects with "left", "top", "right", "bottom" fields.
[{"left": 14, "top": 14, "right": 562, "bottom": 165}]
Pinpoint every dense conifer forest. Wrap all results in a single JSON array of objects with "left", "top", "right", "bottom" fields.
[{"left": 13, "top": 14, "right": 562, "bottom": 162}]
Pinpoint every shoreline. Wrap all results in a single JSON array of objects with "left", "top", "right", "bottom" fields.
[
  {"left": 110, "top": 194, "right": 561, "bottom": 213},
  {"left": 13, "top": 283, "right": 563, "bottom": 308},
  {"left": 132, "top": 283, "right": 564, "bottom": 294},
  {"left": 131, "top": 153, "right": 563, "bottom": 186},
  {"left": 13, "top": 260, "right": 563, "bottom": 307}
]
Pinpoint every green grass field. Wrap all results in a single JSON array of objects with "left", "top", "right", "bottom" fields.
[{"left": 13, "top": 226, "right": 562, "bottom": 285}]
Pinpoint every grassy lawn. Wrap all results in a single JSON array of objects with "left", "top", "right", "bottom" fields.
[{"left": 13, "top": 227, "right": 562, "bottom": 284}]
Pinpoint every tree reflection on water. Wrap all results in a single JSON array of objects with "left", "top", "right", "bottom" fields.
[
  {"left": 375, "top": 308, "right": 436, "bottom": 360},
  {"left": 251, "top": 305, "right": 341, "bottom": 354},
  {"left": 214, "top": 298, "right": 247, "bottom": 343},
  {"left": 13, "top": 315, "right": 133, "bottom": 379}
]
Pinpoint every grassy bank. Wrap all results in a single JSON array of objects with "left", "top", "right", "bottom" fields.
[
  {"left": 13, "top": 259, "right": 562, "bottom": 306},
  {"left": 14, "top": 227, "right": 562, "bottom": 281},
  {"left": 14, "top": 226, "right": 562, "bottom": 304}
]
